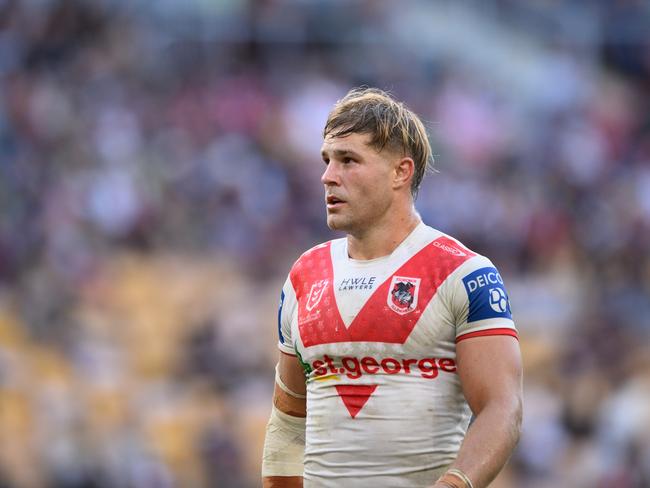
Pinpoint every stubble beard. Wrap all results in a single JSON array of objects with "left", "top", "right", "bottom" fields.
[
  {"left": 326, "top": 212, "right": 349, "bottom": 231},
  {"left": 326, "top": 207, "right": 376, "bottom": 237},
  {"left": 326, "top": 196, "right": 389, "bottom": 235}
]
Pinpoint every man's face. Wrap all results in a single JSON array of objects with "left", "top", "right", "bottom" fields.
[{"left": 320, "top": 132, "right": 396, "bottom": 234}]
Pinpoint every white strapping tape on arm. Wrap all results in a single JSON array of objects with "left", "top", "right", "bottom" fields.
[
  {"left": 261, "top": 405, "right": 306, "bottom": 477},
  {"left": 275, "top": 364, "right": 306, "bottom": 399}
]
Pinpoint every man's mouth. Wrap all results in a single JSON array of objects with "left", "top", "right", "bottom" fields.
[{"left": 326, "top": 195, "right": 346, "bottom": 209}]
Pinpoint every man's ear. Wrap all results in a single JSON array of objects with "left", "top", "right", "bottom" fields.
[{"left": 393, "top": 157, "right": 415, "bottom": 190}]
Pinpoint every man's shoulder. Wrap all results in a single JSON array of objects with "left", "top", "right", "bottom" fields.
[
  {"left": 422, "top": 224, "right": 478, "bottom": 258},
  {"left": 422, "top": 224, "right": 494, "bottom": 271},
  {"left": 288, "top": 237, "right": 344, "bottom": 276},
  {"left": 294, "top": 237, "right": 342, "bottom": 262}
]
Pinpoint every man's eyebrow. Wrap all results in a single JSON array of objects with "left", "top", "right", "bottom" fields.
[{"left": 320, "top": 148, "right": 362, "bottom": 159}]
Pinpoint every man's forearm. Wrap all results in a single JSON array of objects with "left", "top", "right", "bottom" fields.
[
  {"left": 438, "top": 399, "right": 522, "bottom": 488},
  {"left": 261, "top": 403, "right": 305, "bottom": 486},
  {"left": 262, "top": 360, "right": 307, "bottom": 487}
]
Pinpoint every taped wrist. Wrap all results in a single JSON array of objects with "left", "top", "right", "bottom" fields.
[
  {"left": 437, "top": 468, "right": 474, "bottom": 488},
  {"left": 261, "top": 405, "right": 306, "bottom": 477}
]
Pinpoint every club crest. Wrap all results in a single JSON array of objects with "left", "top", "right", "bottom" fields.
[
  {"left": 387, "top": 276, "right": 421, "bottom": 315},
  {"left": 306, "top": 279, "right": 329, "bottom": 312}
]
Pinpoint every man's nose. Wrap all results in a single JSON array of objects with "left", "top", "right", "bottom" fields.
[{"left": 321, "top": 162, "right": 340, "bottom": 186}]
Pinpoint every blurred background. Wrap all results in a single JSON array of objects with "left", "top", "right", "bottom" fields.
[{"left": 1, "top": 0, "right": 650, "bottom": 486}]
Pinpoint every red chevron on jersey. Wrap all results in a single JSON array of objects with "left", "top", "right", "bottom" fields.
[
  {"left": 335, "top": 384, "right": 378, "bottom": 419},
  {"left": 291, "top": 237, "right": 474, "bottom": 347}
]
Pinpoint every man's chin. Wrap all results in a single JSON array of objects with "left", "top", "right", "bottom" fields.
[{"left": 326, "top": 214, "right": 350, "bottom": 231}]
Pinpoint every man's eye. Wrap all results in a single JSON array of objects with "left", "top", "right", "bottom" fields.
[
  {"left": 343, "top": 157, "right": 353, "bottom": 164},
  {"left": 322, "top": 158, "right": 330, "bottom": 165}
]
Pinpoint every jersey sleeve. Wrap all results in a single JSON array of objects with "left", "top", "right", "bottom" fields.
[
  {"left": 277, "top": 276, "right": 298, "bottom": 355},
  {"left": 447, "top": 255, "right": 518, "bottom": 343}
]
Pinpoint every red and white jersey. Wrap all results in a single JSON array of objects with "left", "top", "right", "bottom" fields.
[{"left": 277, "top": 222, "right": 517, "bottom": 487}]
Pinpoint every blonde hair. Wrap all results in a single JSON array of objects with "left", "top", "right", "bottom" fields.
[{"left": 323, "top": 87, "right": 433, "bottom": 197}]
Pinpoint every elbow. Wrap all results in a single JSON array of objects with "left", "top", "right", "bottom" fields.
[
  {"left": 505, "top": 375, "right": 524, "bottom": 446},
  {"left": 491, "top": 392, "right": 523, "bottom": 447},
  {"left": 474, "top": 392, "right": 523, "bottom": 444}
]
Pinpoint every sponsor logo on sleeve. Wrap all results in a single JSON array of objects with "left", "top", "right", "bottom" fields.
[
  {"left": 462, "top": 267, "right": 512, "bottom": 322},
  {"left": 387, "top": 276, "right": 421, "bottom": 315}
]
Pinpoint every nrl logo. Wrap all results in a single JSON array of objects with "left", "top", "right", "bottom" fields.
[
  {"left": 387, "top": 276, "right": 421, "bottom": 315},
  {"left": 306, "top": 279, "right": 329, "bottom": 312}
]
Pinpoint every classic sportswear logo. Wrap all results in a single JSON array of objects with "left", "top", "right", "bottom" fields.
[
  {"left": 462, "top": 266, "right": 512, "bottom": 322},
  {"left": 432, "top": 240, "right": 467, "bottom": 256}
]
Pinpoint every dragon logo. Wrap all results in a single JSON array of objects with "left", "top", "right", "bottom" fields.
[{"left": 387, "top": 276, "right": 421, "bottom": 315}]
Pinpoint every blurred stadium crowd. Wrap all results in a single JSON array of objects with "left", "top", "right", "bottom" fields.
[{"left": 1, "top": 0, "right": 650, "bottom": 487}]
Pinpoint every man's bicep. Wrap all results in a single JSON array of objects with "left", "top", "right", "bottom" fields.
[
  {"left": 456, "top": 335, "right": 522, "bottom": 415},
  {"left": 274, "top": 351, "right": 307, "bottom": 417}
]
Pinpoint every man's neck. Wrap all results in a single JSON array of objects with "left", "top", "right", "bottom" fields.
[{"left": 346, "top": 210, "right": 421, "bottom": 261}]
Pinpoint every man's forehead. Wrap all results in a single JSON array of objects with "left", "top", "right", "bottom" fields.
[{"left": 321, "top": 132, "right": 373, "bottom": 154}]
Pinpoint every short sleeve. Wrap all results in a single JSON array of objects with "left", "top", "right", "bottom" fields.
[
  {"left": 277, "top": 276, "right": 298, "bottom": 355},
  {"left": 447, "top": 256, "right": 518, "bottom": 343}
]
